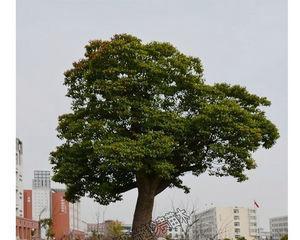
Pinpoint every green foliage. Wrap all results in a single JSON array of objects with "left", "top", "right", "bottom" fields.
[
  {"left": 40, "top": 218, "right": 55, "bottom": 240},
  {"left": 280, "top": 234, "right": 288, "bottom": 240},
  {"left": 50, "top": 34, "right": 279, "bottom": 204},
  {"left": 236, "top": 237, "right": 247, "bottom": 240},
  {"left": 106, "top": 221, "right": 123, "bottom": 239},
  {"left": 165, "top": 234, "right": 172, "bottom": 240},
  {"left": 89, "top": 230, "right": 103, "bottom": 240}
]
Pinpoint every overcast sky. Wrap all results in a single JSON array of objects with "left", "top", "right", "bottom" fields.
[{"left": 16, "top": 0, "right": 287, "bottom": 230}]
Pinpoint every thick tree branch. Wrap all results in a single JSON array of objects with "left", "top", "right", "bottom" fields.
[
  {"left": 115, "top": 181, "right": 137, "bottom": 193},
  {"left": 155, "top": 180, "right": 171, "bottom": 196}
]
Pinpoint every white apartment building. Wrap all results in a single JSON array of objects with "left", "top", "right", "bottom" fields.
[
  {"left": 167, "top": 226, "right": 185, "bottom": 240},
  {"left": 70, "top": 200, "right": 84, "bottom": 231},
  {"left": 191, "top": 207, "right": 258, "bottom": 240},
  {"left": 258, "top": 228, "right": 270, "bottom": 240},
  {"left": 16, "top": 138, "right": 24, "bottom": 217},
  {"left": 269, "top": 216, "right": 288, "bottom": 240},
  {"left": 32, "top": 170, "right": 51, "bottom": 221}
]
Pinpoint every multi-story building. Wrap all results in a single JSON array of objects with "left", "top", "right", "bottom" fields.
[
  {"left": 258, "top": 228, "right": 271, "bottom": 240},
  {"left": 16, "top": 216, "right": 39, "bottom": 240},
  {"left": 16, "top": 138, "right": 24, "bottom": 217},
  {"left": 70, "top": 200, "right": 81, "bottom": 231},
  {"left": 167, "top": 226, "right": 185, "bottom": 240},
  {"left": 32, "top": 170, "right": 51, "bottom": 221},
  {"left": 16, "top": 139, "right": 39, "bottom": 240},
  {"left": 52, "top": 189, "right": 70, "bottom": 239},
  {"left": 52, "top": 188, "right": 85, "bottom": 240},
  {"left": 87, "top": 222, "right": 105, "bottom": 235},
  {"left": 191, "top": 207, "right": 258, "bottom": 240},
  {"left": 23, "top": 190, "right": 33, "bottom": 220},
  {"left": 269, "top": 216, "right": 288, "bottom": 240}
]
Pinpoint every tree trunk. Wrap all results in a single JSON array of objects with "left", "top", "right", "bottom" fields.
[
  {"left": 132, "top": 188, "right": 155, "bottom": 234},
  {"left": 131, "top": 174, "right": 159, "bottom": 240},
  {"left": 131, "top": 174, "right": 170, "bottom": 240}
]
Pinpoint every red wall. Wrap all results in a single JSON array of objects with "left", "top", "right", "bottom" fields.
[
  {"left": 23, "top": 190, "right": 32, "bottom": 220},
  {"left": 16, "top": 217, "right": 38, "bottom": 240},
  {"left": 52, "top": 192, "right": 70, "bottom": 240}
]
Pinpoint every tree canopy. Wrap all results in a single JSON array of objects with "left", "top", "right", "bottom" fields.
[{"left": 50, "top": 34, "right": 279, "bottom": 229}]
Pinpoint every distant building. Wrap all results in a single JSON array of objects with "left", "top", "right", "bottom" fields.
[
  {"left": 16, "top": 139, "right": 39, "bottom": 240},
  {"left": 52, "top": 189, "right": 70, "bottom": 239},
  {"left": 32, "top": 170, "right": 51, "bottom": 221},
  {"left": 52, "top": 188, "right": 85, "bottom": 240},
  {"left": 16, "top": 216, "right": 39, "bottom": 240},
  {"left": 87, "top": 223, "right": 105, "bottom": 234},
  {"left": 122, "top": 223, "right": 132, "bottom": 234},
  {"left": 270, "top": 216, "right": 288, "bottom": 240},
  {"left": 258, "top": 228, "right": 271, "bottom": 240},
  {"left": 167, "top": 226, "right": 185, "bottom": 240},
  {"left": 70, "top": 200, "right": 81, "bottom": 231},
  {"left": 190, "top": 207, "right": 258, "bottom": 240},
  {"left": 87, "top": 221, "right": 131, "bottom": 238},
  {"left": 23, "top": 190, "right": 32, "bottom": 220},
  {"left": 16, "top": 138, "right": 24, "bottom": 217}
]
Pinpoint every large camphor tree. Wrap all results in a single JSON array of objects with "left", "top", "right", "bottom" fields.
[{"left": 50, "top": 34, "right": 279, "bottom": 238}]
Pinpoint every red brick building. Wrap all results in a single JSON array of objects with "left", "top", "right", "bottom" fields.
[
  {"left": 23, "top": 190, "right": 32, "bottom": 220},
  {"left": 16, "top": 217, "right": 39, "bottom": 240},
  {"left": 52, "top": 190, "right": 70, "bottom": 240},
  {"left": 17, "top": 188, "right": 86, "bottom": 240},
  {"left": 52, "top": 189, "right": 86, "bottom": 240},
  {"left": 16, "top": 190, "right": 38, "bottom": 240}
]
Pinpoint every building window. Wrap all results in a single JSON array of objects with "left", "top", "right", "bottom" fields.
[
  {"left": 233, "top": 209, "right": 239, "bottom": 214},
  {"left": 235, "top": 228, "right": 240, "bottom": 234},
  {"left": 234, "top": 222, "right": 240, "bottom": 227},
  {"left": 234, "top": 216, "right": 240, "bottom": 220}
]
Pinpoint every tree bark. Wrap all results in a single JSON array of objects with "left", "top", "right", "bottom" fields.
[
  {"left": 131, "top": 174, "right": 160, "bottom": 240},
  {"left": 132, "top": 187, "right": 155, "bottom": 238}
]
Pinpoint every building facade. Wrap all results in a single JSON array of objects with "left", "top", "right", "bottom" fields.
[
  {"left": 52, "top": 189, "right": 70, "bottom": 240},
  {"left": 69, "top": 201, "right": 81, "bottom": 231},
  {"left": 269, "top": 216, "right": 288, "bottom": 240},
  {"left": 167, "top": 226, "right": 185, "bottom": 240},
  {"left": 191, "top": 207, "right": 258, "bottom": 240},
  {"left": 16, "top": 139, "right": 39, "bottom": 240},
  {"left": 32, "top": 170, "right": 51, "bottom": 221},
  {"left": 16, "top": 138, "right": 24, "bottom": 217},
  {"left": 23, "top": 190, "right": 33, "bottom": 220},
  {"left": 258, "top": 228, "right": 271, "bottom": 240},
  {"left": 16, "top": 217, "right": 39, "bottom": 240},
  {"left": 87, "top": 221, "right": 131, "bottom": 238},
  {"left": 87, "top": 223, "right": 105, "bottom": 235},
  {"left": 52, "top": 189, "right": 85, "bottom": 240}
]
